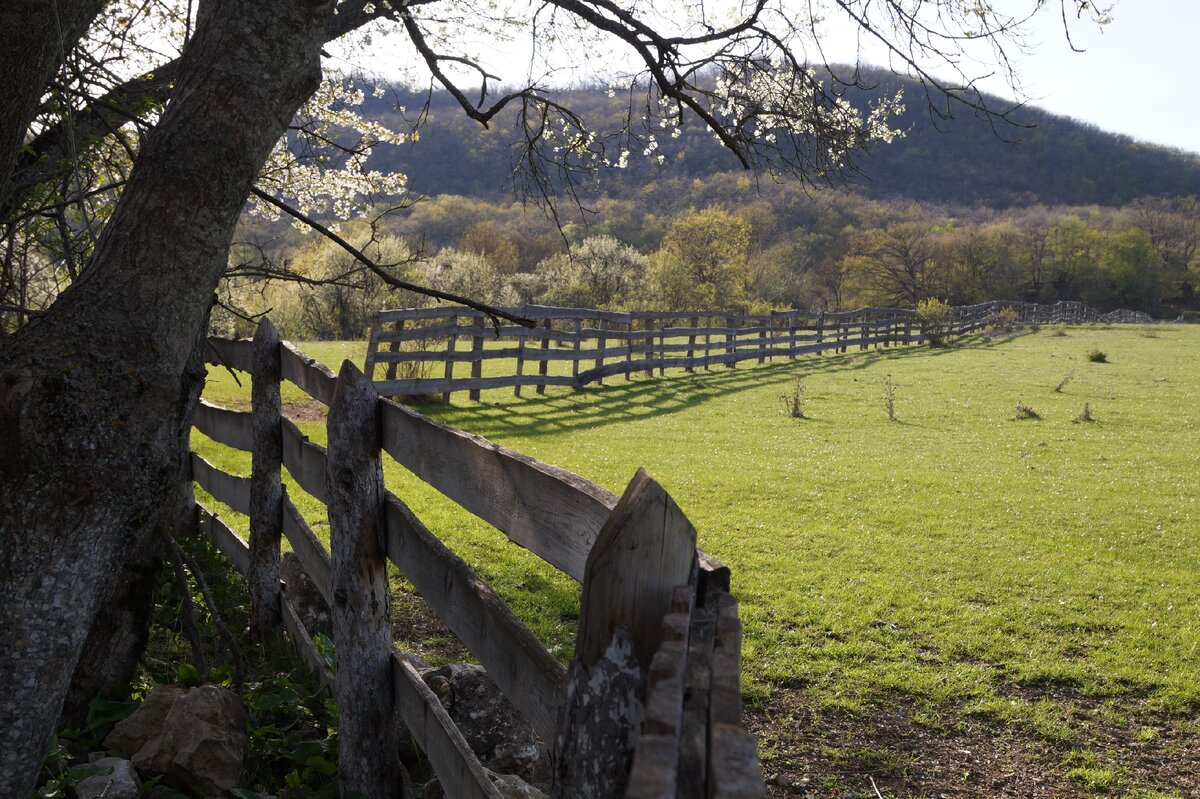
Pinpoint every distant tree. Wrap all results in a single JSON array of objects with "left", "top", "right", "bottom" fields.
[
  {"left": 1129, "top": 196, "right": 1200, "bottom": 300},
  {"left": 843, "top": 220, "right": 943, "bottom": 306},
  {"left": 540, "top": 235, "right": 647, "bottom": 308},
  {"left": 651, "top": 207, "right": 752, "bottom": 309}
]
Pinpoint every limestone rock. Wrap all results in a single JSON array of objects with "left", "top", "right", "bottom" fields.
[
  {"left": 422, "top": 664, "right": 549, "bottom": 789},
  {"left": 103, "top": 683, "right": 247, "bottom": 795},
  {"left": 281, "top": 550, "right": 330, "bottom": 637},
  {"left": 74, "top": 757, "right": 140, "bottom": 799}
]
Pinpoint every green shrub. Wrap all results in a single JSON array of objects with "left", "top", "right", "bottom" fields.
[
  {"left": 1088, "top": 348, "right": 1108, "bottom": 363},
  {"left": 916, "top": 298, "right": 952, "bottom": 347}
]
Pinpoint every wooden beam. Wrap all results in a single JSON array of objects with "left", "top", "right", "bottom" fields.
[
  {"left": 248, "top": 319, "right": 283, "bottom": 635},
  {"left": 383, "top": 494, "right": 565, "bottom": 744},
  {"left": 326, "top": 362, "right": 402, "bottom": 796}
]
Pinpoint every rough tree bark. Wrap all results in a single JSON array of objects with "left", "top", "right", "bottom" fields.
[{"left": 0, "top": 0, "right": 335, "bottom": 792}]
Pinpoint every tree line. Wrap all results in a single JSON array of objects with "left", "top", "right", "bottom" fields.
[{"left": 213, "top": 188, "right": 1199, "bottom": 340}]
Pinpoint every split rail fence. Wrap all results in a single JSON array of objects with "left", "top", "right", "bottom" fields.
[
  {"left": 190, "top": 319, "right": 762, "bottom": 798},
  {"left": 365, "top": 299, "right": 1151, "bottom": 401}
]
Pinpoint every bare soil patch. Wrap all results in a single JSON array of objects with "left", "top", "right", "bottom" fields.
[{"left": 747, "top": 687, "right": 1198, "bottom": 798}]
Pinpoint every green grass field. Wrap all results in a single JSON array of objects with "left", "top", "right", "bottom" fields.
[{"left": 195, "top": 324, "right": 1199, "bottom": 797}]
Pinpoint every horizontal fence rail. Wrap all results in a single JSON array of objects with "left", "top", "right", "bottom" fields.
[
  {"left": 364, "top": 300, "right": 1157, "bottom": 400},
  {"left": 193, "top": 320, "right": 763, "bottom": 797}
]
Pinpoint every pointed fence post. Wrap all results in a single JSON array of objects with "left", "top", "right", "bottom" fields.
[
  {"left": 552, "top": 469, "right": 697, "bottom": 799},
  {"left": 327, "top": 362, "right": 402, "bottom": 797},
  {"left": 248, "top": 319, "right": 282, "bottom": 635}
]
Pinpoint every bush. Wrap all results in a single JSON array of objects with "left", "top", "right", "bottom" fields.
[
  {"left": 994, "top": 305, "right": 1019, "bottom": 333},
  {"left": 915, "top": 298, "right": 952, "bottom": 347},
  {"left": 1087, "top": 348, "right": 1108, "bottom": 363},
  {"left": 1014, "top": 403, "right": 1041, "bottom": 420},
  {"left": 778, "top": 377, "right": 807, "bottom": 418}
]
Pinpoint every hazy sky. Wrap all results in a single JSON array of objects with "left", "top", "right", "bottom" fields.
[{"left": 963, "top": 0, "right": 1198, "bottom": 154}]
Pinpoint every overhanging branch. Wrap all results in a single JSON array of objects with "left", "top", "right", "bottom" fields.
[{"left": 248, "top": 187, "right": 535, "bottom": 328}]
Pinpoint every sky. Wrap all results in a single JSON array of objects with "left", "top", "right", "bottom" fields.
[
  {"left": 946, "top": 0, "right": 1199, "bottom": 154},
  {"left": 340, "top": 0, "right": 1200, "bottom": 156}
]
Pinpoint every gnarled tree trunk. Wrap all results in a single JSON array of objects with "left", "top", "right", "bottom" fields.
[{"left": 0, "top": 0, "right": 333, "bottom": 792}]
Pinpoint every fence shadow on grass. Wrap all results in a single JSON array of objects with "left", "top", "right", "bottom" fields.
[{"left": 418, "top": 333, "right": 1000, "bottom": 440}]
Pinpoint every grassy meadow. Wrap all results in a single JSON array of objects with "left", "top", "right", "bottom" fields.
[{"left": 194, "top": 323, "right": 1199, "bottom": 797}]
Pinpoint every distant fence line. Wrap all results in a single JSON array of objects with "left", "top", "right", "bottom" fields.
[{"left": 365, "top": 300, "right": 1155, "bottom": 401}]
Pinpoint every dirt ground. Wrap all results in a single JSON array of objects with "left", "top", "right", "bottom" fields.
[{"left": 746, "top": 687, "right": 1198, "bottom": 799}]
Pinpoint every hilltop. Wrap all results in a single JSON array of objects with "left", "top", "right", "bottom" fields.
[{"left": 361, "top": 70, "right": 1200, "bottom": 208}]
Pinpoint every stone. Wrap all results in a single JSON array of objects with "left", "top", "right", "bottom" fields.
[
  {"left": 420, "top": 771, "right": 547, "bottom": 799},
  {"left": 103, "top": 683, "right": 247, "bottom": 795},
  {"left": 421, "top": 664, "right": 550, "bottom": 789},
  {"left": 74, "top": 757, "right": 140, "bottom": 799},
  {"left": 281, "top": 550, "right": 330, "bottom": 637}
]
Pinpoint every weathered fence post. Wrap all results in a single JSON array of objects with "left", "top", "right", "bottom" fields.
[
  {"left": 386, "top": 319, "right": 404, "bottom": 382},
  {"left": 442, "top": 314, "right": 457, "bottom": 404},
  {"left": 687, "top": 315, "right": 698, "bottom": 372},
  {"left": 572, "top": 317, "right": 583, "bottom": 380},
  {"left": 537, "top": 318, "right": 551, "bottom": 394},
  {"left": 469, "top": 315, "right": 484, "bottom": 402},
  {"left": 725, "top": 315, "right": 736, "bottom": 368},
  {"left": 644, "top": 317, "right": 655, "bottom": 377},
  {"left": 788, "top": 312, "right": 798, "bottom": 359},
  {"left": 326, "top": 362, "right": 402, "bottom": 796},
  {"left": 514, "top": 321, "right": 527, "bottom": 398},
  {"left": 552, "top": 469, "right": 698, "bottom": 799},
  {"left": 248, "top": 319, "right": 282, "bottom": 635}
]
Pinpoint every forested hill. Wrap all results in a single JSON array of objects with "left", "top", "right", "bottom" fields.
[{"left": 363, "top": 72, "right": 1200, "bottom": 208}]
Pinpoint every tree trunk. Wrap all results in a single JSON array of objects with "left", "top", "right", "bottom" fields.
[{"left": 0, "top": 0, "right": 333, "bottom": 792}]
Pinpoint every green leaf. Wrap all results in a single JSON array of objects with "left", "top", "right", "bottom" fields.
[{"left": 177, "top": 662, "right": 201, "bottom": 687}]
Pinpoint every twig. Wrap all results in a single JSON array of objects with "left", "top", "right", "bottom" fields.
[
  {"left": 869, "top": 775, "right": 885, "bottom": 799},
  {"left": 163, "top": 532, "right": 209, "bottom": 684},
  {"left": 248, "top": 187, "right": 534, "bottom": 331},
  {"left": 174, "top": 538, "right": 246, "bottom": 692}
]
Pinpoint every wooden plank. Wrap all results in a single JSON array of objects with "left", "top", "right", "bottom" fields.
[
  {"left": 282, "top": 493, "right": 332, "bottom": 606},
  {"left": 204, "top": 336, "right": 253, "bottom": 372},
  {"left": 383, "top": 494, "right": 565, "bottom": 743},
  {"left": 280, "top": 589, "right": 334, "bottom": 690},
  {"left": 514, "top": 324, "right": 526, "bottom": 397},
  {"left": 364, "top": 314, "right": 382, "bottom": 381},
  {"left": 281, "top": 417, "right": 328, "bottom": 503},
  {"left": 191, "top": 453, "right": 251, "bottom": 516},
  {"left": 624, "top": 735, "right": 678, "bottom": 799},
  {"left": 197, "top": 503, "right": 250, "bottom": 575},
  {"left": 537, "top": 318, "right": 550, "bottom": 395},
  {"left": 442, "top": 316, "right": 457, "bottom": 404},
  {"left": 576, "top": 469, "right": 697, "bottom": 671},
  {"left": 326, "top": 362, "right": 403, "bottom": 795},
  {"left": 249, "top": 319, "right": 283, "bottom": 635},
  {"left": 372, "top": 320, "right": 462, "bottom": 343},
  {"left": 379, "top": 398, "right": 616, "bottom": 580},
  {"left": 193, "top": 399, "right": 253, "bottom": 451},
  {"left": 677, "top": 600, "right": 717, "bottom": 799},
  {"left": 374, "top": 373, "right": 577, "bottom": 398},
  {"left": 392, "top": 652, "right": 505, "bottom": 799},
  {"left": 469, "top": 316, "right": 484, "bottom": 402},
  {"left": 385, "top": 319, "right": 404, "bottom": 382},
  {"left": 707, "top": 726, "right": 765, "bottom": 799},
  {"left": 280, "top": 341, "right": 337, "bottom": 406}
]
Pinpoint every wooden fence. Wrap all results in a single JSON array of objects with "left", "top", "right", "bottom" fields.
[
  {"left": 364, "top": 299, "right": 1152, "bottom": 400},
  {"left": 192, "top": 320, "right": 763, "bottom": 798}
]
